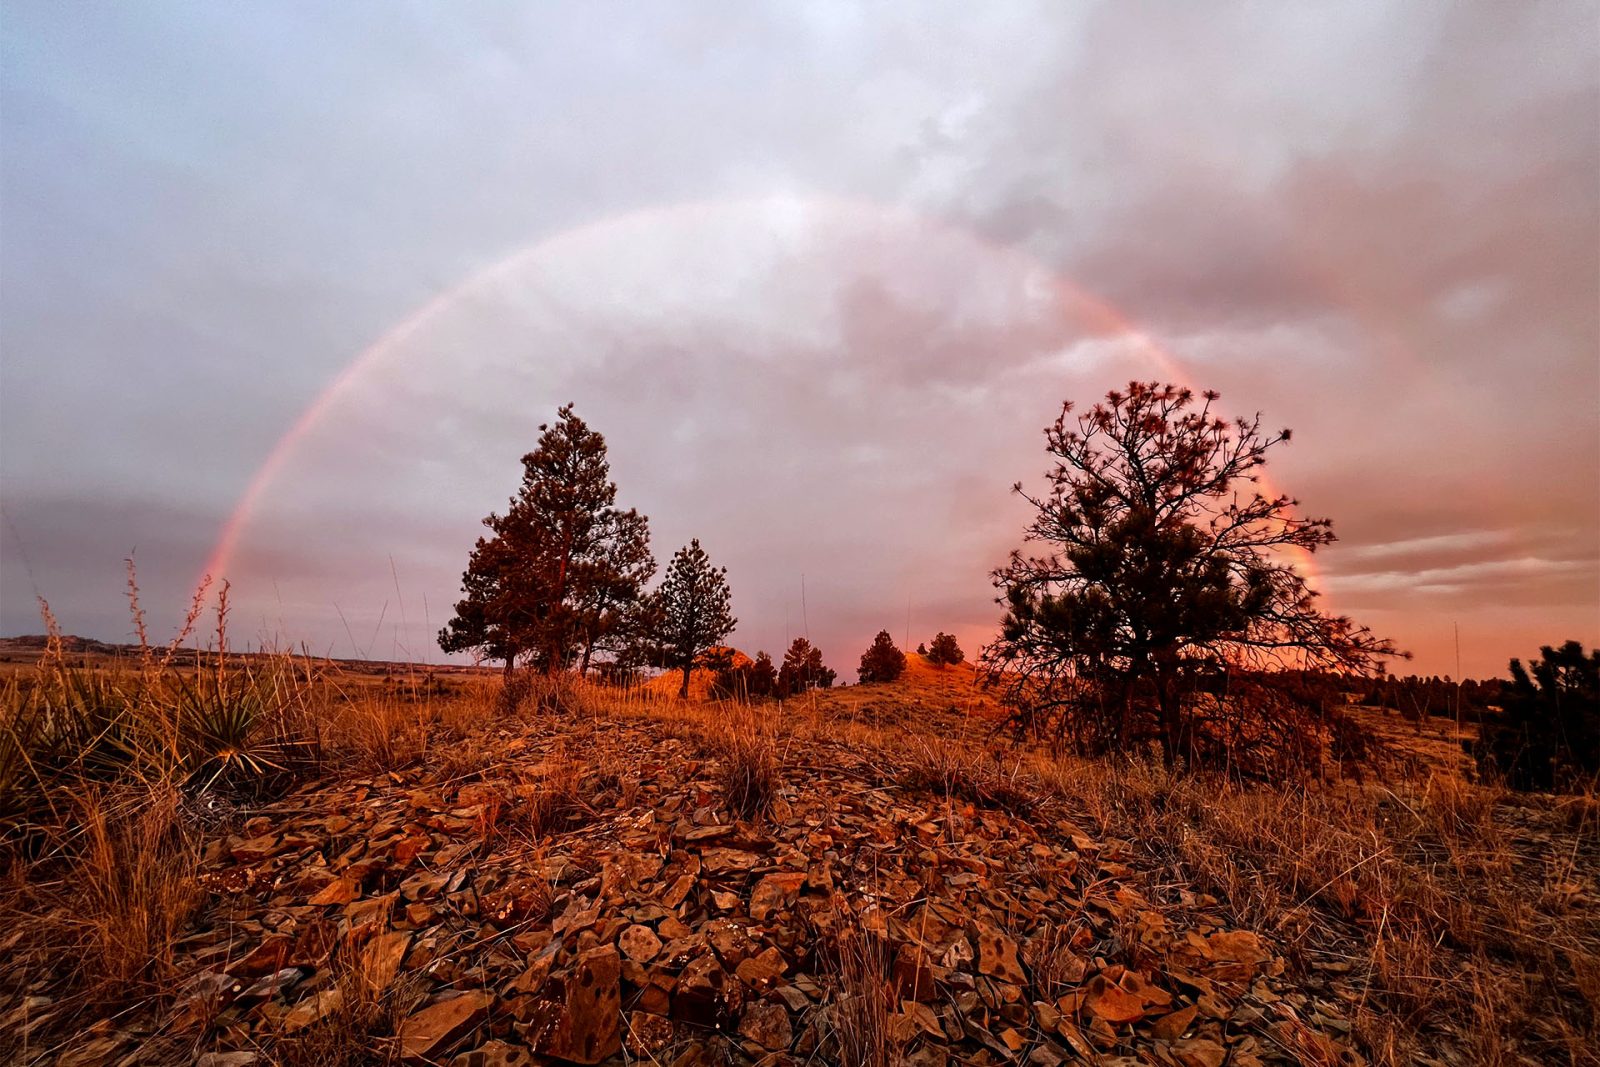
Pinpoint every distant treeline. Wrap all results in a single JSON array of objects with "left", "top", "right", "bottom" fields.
[{"left": 1357, "top": 674, "right": 1503, "bottom": 722}]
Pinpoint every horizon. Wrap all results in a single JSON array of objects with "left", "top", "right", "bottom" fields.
[{"left": 3, "top": 4, "right": 1597, "bottom": 678}]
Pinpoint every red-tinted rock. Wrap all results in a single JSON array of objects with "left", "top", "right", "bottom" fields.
[
  {"left": 400, "top": 991, "right": 494, "bottom": 1064},
  {"left": 520, "top": 945, "right": 622, "bottom": 1064}
]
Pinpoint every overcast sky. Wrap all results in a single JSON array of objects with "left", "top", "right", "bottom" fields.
[{"left": 3, "top": 2, "right": 1596, "bottom": 678}]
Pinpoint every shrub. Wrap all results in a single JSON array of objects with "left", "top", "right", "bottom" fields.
[
  {"left": 925, "top": 632, "right": 964, "bottom": 666},
  {"left": 857, "top": 631, "right": 907, "bottom": 684},
  {"left": 1475, "top": 640, "right": 1599, "bottom": 792}
]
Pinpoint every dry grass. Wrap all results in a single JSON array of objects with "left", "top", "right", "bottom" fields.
[
  {"left": 2, "top": 600, "right": 1592, "bottom": 1067},
  {"left": 264, "top": 938, "right": 430, "bottom": 1067},
  {"left": 825, "top": 922, "right": 905, "bottom": 1067},
  {"left": 1023, "top": 921, "right": 1089, "bottom": 1002},
  {"left": 898, "top": 732, "right": 1039, "bottom": 816},
  {"left": 72, "top": 783, "right": 202, "bottom": 989},
  {"left": 1033, "top": 754, "right": 1600, "bottom": 1066},
  {"left": 523, "top": 741, "right": 587, "bottom": 838},
  {"left": 704, "top": 702, "right": 781, "bottom": 820},
  {"left": 0, "top": 780, "right": 202, "bottom": 1064}
]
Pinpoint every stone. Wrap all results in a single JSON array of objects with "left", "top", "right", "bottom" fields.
[
  {"left": 283, "top": 987, "right": 343, "bottom": 1033},
  {"left": 363, "top": 930, "right": 412, "bottom": 992},
  {"left": 308, "top": 877, "right": 360, "bottom": 906},
  {"left": 700, "top": 848, "right": 761, "bottom": 875},
  {"left": 619, "top": 924, "right": 662, "bottom": 963},
  {"left": 239, "top": 966, "right": 308, "bottom": 1002},
  {"left": 973, "top": 924, "right": 1026, "bottom": 985},
  {"left": 703, "top": 918, "right": 756, "bottom": 965},
  {"left": 674, "top": 955, "right": 743, "bottom": 1028},
  {"left": 227, "top": 936, "right": 292, "bottom": 978},
  {"left": 734, "top": 947, "right": 787, "bottom": 991},
  {"left": 892, "top": 942, "right": 937, "bottom": 1001},
  {"left": 900, "top": 1001, "right": 943, "bottom": 1038},
  {"left": 1083, "top": 975, "right": 1146, "bottom": 1026},
  {"left": 393, "top": 836, "right": 431, "bottom": 866},
  {"left": 197, "top": 1055, "right": 259, "bottom": 1067},
  {"left": 1173, "top": 1038, "right": 1228, "bottom": 1067},
  {"left": 521, "top": 945, "right": 622, "bottom": 1064},
  {"left": 1151, "top": 1004, "right": 1198, "bottom": 1040},
  {"left": 1205, "top": 930, "right": 1267, "bottom": 964},
  {"left": 448, "top": 1039, "right": 536, "bottom": 1067},
  {"left": 624, "top": 1011, "right": 676, "bottom": 1057},
  {"left": 748, "top": 872, "right": 805, "bottom": 921},
  {"left": 738, "top": 1000, "right": 792, "bottom": 1050},
  {"left": 400, "top": 991, "right": 494, "bottom": 1064},
  {"left": 940, "top": 936, "right": 974, "bottom": 970}
]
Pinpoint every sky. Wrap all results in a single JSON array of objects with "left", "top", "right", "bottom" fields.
[{"left": 2, "top": 2, "right": 1596, "bottom": 679}]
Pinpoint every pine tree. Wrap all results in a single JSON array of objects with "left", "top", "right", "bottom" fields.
[
  {"left": 858, "top": 630, "right": 907, "bottom": 683},
  {"left": 573, "top": 508, "right": 655, "bottom": 674},
  {"left": 655, "top": 539, "right": 737, "bottom": 699},
  {"left": 709, "top": 649, "right": 781, "bottom": 701},
  {"left": 985, "top": 382, "right": 1399, "bottom": 774},
  {"left": 438, "top": 529, "right": 522, "bottom": 678},
  {"left": 1475, "top": 641, "right": 1599, "bottom": 792},
  {"left": 778, "top": 637, "right": 833, "bottom": 696},
  {"left": 748, "top": 651, "right": 778, "bottom": 698},
  {"left": 926, "top": 632, "right": 964, "bottom": 666},
  {"left": 438, "top": 405, "right": 654, "bottom": 678}
]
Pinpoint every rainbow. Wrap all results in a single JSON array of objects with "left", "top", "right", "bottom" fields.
[{"left": 201, "top": 193, "right": 1323, "bottom": 592}]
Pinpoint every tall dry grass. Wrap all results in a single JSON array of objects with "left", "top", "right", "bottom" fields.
[
  {"left": 824, "top": 921, "right": 905, "bottom": 1067},
  {"left": 704, "top": 701, "right": 781, "bottom": 820},
  {"left": 1033, "top": 754, "right": 1600, "bottom": 1066},
  {"left": 0, "top": 576, "right": 483, "bottom": 1060}
]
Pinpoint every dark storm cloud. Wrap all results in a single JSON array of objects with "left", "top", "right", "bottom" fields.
[{"left": 2, "top": 2, "right": 1595, "bottom": 677}]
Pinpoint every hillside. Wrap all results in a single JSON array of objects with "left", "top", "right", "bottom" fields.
[{"left": 2, "top": 660, "right": 1595, "bottom": 1067}]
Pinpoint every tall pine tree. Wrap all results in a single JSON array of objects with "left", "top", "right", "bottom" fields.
[
  {"left": 654, "top": 539, "right": 737, "bottom": 699},
  {"left": 439, "top": 405, "right": 654, "bottom": 677}
]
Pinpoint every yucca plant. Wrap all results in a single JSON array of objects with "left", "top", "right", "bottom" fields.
[
  {"left": 0, "top": 681, "right": 47, "bottom": 823},
  {"left": 49, "top": 666, "right": 143, "bottom": 780},
  {"left": 170, "top": 668, "right": 284, "bottom": 792}
]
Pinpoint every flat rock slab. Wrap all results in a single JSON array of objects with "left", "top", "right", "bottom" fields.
[{"left": 401, "top": 991, "right": 493, "bottom": 1064}]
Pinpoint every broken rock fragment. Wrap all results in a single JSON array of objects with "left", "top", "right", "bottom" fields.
[
  {"left": 737, "top": 1000, "right": 793, "bottom": 1050},
  {"left": 400, "top": 991, "right": 494, "bottom": 1064},
  {"left": 520, "top": 944, "right": 622, "bottom": 1064}
]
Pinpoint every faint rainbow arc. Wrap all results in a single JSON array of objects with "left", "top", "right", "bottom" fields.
[{"left": 201, "top": 194, "right": 1322, "bottom": 590}]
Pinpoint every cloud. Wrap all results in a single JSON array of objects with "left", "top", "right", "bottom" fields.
[{"left": 1, "top": 2, "right": 1594, "bottom": 677}]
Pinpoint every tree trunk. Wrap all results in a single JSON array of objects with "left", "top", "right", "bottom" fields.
[
  {"left": 1154, "top": 667, "right": 1187, "bottom": 769},
  {"left": 679, "top": 661, "right": 692, "bottom": 700}
]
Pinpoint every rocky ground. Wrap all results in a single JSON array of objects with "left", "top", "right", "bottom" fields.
[
  {"left": 8, "top": 696, "right": 1380, "bottom": 1067},
  {"left": 5, "top": 657, "right": 1593, "bottom": 1067}
]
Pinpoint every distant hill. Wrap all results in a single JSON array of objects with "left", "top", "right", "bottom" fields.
[{"left": 0, "top": 634, "right": 490, "bottom": 675}]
